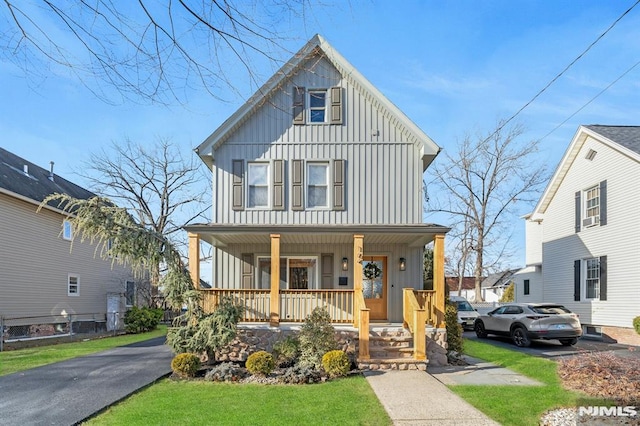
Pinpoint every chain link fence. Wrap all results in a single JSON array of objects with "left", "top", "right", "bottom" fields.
[{"left": 0, "top": 312, "right": 124, "bottom": 352}]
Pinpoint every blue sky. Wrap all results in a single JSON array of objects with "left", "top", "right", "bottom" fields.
[{"left": 2, "top": 1, "right": 640, "bottom": 266}]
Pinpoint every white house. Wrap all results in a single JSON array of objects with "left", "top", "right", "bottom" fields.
[{"left": 514, "top": 125, "right": 640, "bottom": 345}]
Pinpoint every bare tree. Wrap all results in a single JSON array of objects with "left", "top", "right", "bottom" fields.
[
  {"left": 77, "top": 138, "right": 208, "bottom": 296},
  {"left": 426, "top": 122, "right": 548, "bottom": 302},
  {"left": 0, "top": 1, "right": 331, "bottom": 104}
]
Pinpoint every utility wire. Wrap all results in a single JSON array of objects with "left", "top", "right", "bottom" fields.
[{"left": 489, "top": 0, "right": 640, "bottom": 140}]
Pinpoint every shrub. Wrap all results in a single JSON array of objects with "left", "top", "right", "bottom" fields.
[
  {"left": 278, "top": 365, "right": 324, "bottom": 384},
  {"left": 246, "top": 351, "right": 275, "bottom": 376},
  {"left": 272, "top": 335, "right": 300, "bottom": 367},
  {"left": 171, "top": 353, "right": 201, "bottom": 378},
  {"left": 634, "top": 316, "right": 640, "bottom": 335},
  {"left": 124, "top": 306, "right": 163, "bottom": 333},
  {"left": 445, "top": 299, "right": 463, "bottom": 358},
  {"left": 499, "top": 283, "right": 515, "bottom": 302},
  {"left": 298, "top": 307, "right": 337, "bottom": 369},
  {"left": 204, "top": 363, "right": 248, "bottom": 382},
  {"left": 321, "top": 350, "right": 350, "bottom": 377}
]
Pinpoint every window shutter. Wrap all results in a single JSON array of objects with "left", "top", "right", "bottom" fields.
[
  {"left": 599, "top": 180, "right": 607, "bottom": 226},
  {"left": 321, "top": 253, "right": 334, "bottom": 289},
  {"left": 599, "top": 255, "right": 607, "bottom": 301},
  {"left": 273, "top": 160, "right": 285, "bottom": 210},
  {"left": 574, "top": 259, "right": 581, "bottom": 301},
  {"left": 293, "top": 86, "right": 305, "bottom": 125},
  {"left": 232, "top": 160, "right": 244, "bottom": 211},
  {"left": 241, "top": 253, "right": 254, "bottom": 289},
  {"left": 524, "top": 279, "right": 530, "bottom": 295},
  {"left": 574, "top": 191, "right": 581, "bottom": 233},
  {"left": 291, "top": 159, "right": 304, "bottom": 210},
  {"left": 333, "top": 159, "right": 345, "bottom": 210},
  {"left": 330, "top": 86, "right": 343, "bottom": 125}
]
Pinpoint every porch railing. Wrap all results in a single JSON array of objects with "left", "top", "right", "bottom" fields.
[
  {"left": 413, "top": 290, "right": 438, "bottom": 325},
  {"left": 354, "top": 291, "right": 370, "bottom": 360},
  {"left": 402, "top": 289, "right": 428, "bottom": 360},
  {"left": 199, "top": 289, "right": 354, "bottom": 323}
]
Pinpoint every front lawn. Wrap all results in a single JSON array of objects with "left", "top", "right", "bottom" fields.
[
  {"left": 0, "top": 326, "right": 167, "bottom": 376},
  {"left": 451, "top": 339, "right": 611, "bottom": 426},
  {"left": 85, "top": 375, "right": 391, "bottom": 426}
]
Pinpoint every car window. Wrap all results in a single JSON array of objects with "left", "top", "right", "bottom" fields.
[
  {"left": 504, "top": 306, "right": 523, "bottom": 315},
  {"left": 491, "top": 307, "right": 507, "bottom": 315},
  {"left": 456, "top": 301, "right": 474, "bottom": 312},
  {"left": 531, "top": 306, "right": 571, "bottom": 315}
]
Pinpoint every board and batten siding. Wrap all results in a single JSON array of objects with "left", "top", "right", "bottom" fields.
[
  {"left": 540, "top": 136, "right": 640, "bottom": 328},
  {"left": 0, "top": 193, "right": 132, "bottom": 320},
  {"left": 211, "top": 56, "right": 425, "bottom": 225}
]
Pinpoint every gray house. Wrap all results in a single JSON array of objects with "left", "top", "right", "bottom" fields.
[
  {"left": 0, "top": 147, "right": 134, "bottom": 340},
  {"left": 185, "top": 35, "right": 450, "bottom": 365}
]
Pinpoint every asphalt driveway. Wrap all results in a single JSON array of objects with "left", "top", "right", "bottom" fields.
[{"left": 0, "top": 336, "right": 173, "bottom": 425}]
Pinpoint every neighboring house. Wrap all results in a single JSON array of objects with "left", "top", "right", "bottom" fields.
[
  {"left": 514, "top": 125, "right": 640, "bottom": 345},
  {"left": 0, "top": 147, "right": 135, "bottom": 339},
  {"left": 446, "top": 276, "right": 476, "bottom": 299},
  {"left": 481, "top": 270, "right": 516, "bottom": 302},
  {"left": 185, "top": 35, "right": 450, "bottom": 364}
]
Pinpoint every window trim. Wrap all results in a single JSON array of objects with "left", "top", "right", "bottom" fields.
[
  {"left": 247, "top": 162, "right": 271, "bottom": 209},
  {"left": 256, "top": 255, "right": 320, "bottom": 290},
  {"left": 68, "top": 274, "right": 79, "bottom": 296},
  {"left": 63, "top": 220, "right": 73, "bottom": 241},
  {"left": 583, "top": 185, "right": 600, "bottom": 227},
  {"left": 583, "top": 257, "right": 600, "bottom": 300},
  {"left": 306, "top": 161, "right": 330, "bottom": 209},
  {"left": 307, "top": 89, "right": 328, "bottom": 124}
]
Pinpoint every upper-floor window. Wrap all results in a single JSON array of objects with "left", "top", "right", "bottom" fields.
[
  {"left": 308, "top": 90, "right": 327, "bottom": 123},
  {"left": 248, "top": 163, "right": 270, "bottom": 208},
  {"left": 68, "top": 274, "right": 79, "bottom": 296},
  {"left": 307, "top": 162, "right": 329, "bottom": 208},
  {"left": 63, "top": 220, "right": 73, "bottom": 240},
  {"left": 584, "top": 185, "right": 600, "bottom": 225},
  {"left": 575, "top": 180, "right": 607, "bottom": 232}
]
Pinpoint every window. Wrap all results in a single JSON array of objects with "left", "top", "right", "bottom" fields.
[
  {"left": 68, "top": 274, "right": 79, "bottom": 296},
  {"left": 307, "top": 163, "right": 329, "bottom": 208},
  {"left": 308, "top": 90, "right": 327, "bottom": 123},
  {"left": 125, "top": 281, "right": 135, "bottom": 306},
  {"left": 523, "top": 279, "right": 530, "bottom": 295},
  {"left": 248, "top": 163, "right": 269, "bottom": 208},
  {"left": 257, "top": 256, "right": 318, "bottom": 290},
  {"left": 63, "top": 220, "right": 73, "bottom": 240},
  {"left": 585, "top": 258, "right": 600, "bottom": 299},
  {"left": 584, "top": 185, "right": 600, "bottom": 225}
]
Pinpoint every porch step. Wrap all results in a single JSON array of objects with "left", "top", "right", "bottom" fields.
[
  {"left": 365, "top": 329, "right": 417, "bottom": 360},
  {"left": 357, "top": 357, "right": 428, "bottom": 371}
]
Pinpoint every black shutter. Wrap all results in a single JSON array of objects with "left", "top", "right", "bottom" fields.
[
  {"left": 524, "top": 279, "right": 530, "bottom": 296},
  {"left": 232, "top": 160, "right": 244, "bottom": 211},
  {"left": 575, "top": 191, "right": 581, "bottom": 233},
  {"left": 273, "top": 160, "right": 285, "bottom": 211},
  {"left": 599, "top": 255, "right": 607, "bottom": 301},
  {"left": 332, "top": 159, "right": 345, "bottom": 211},
  {"left": 291, "top": 159, "right": 304, "bottom": 210},
  {"left": 321, "top": 253, "right": 334, "bottom": 289},
  {"left": 330, "top": 86, "right": 343, "bottom": 125},
  {"left": 599, "top": 180, "right": 607, "bottom": 226},
  {"left": 241, "top": 253, "right": 254, "bottom": 289},
  {"left": 574, "top": 259, "right": 581, "bottom": 301},
  {"left": 293, "top": 86, "right": 305, "bottom": 124}
]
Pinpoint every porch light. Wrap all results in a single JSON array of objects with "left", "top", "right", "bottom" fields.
[
  {"left": 399, "top": 258, "right": 406, "bottom": 271},
  {"left": 342, "top": 257, "right": 349, "bottom": 271}
]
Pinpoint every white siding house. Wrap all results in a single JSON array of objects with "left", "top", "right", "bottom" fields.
[
  {"left": 185, "top": 35, "right": 450, "bottom": 364},
  {"left": 0, "top": 148, "right": 135, "bottom": 339},
  {"left": 516, "top": 125, "right": 640, "bottom": 345}
]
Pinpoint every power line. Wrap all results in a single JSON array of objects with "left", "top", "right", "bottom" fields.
[{"left": 489, "top": 0, "right": 640, "bottom": 140}]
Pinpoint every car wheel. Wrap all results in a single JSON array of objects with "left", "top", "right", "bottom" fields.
[
  {"left": 511, "top": 326, "right": 531, "bottom": 347},
  {"left": 474, "top": 321, "right": 488, "bottom": 338},
  {"left": 560, "top": 338, "right": 578, "bottom": 346}
]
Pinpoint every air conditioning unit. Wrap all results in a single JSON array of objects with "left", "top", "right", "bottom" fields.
[{"left": 582, "top": 216, "right": 599, "bottom": 227}]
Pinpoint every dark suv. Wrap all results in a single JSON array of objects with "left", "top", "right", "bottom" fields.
[{"left": 473, "top": 303, "right": 582, "bottom": 347}]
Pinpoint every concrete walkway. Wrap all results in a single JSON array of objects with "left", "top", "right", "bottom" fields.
[{"left": 0, "top": 336, "right": 172, "bottom": 425}]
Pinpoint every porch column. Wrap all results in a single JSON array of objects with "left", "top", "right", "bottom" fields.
[
  {"left": 433, "top": 234, "right": 446, "bottom": 327},
  {"left": 188, "top": 232, "right": 200, "bottom": 290},
  {"left": 352, "top": 234, "right": 364, "bottom": 327},
  {"left": 270, "top": 234, "right": 281, "bottom": 326}
]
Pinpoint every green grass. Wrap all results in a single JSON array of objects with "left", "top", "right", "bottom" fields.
[
  {"left": 0, "top": 326, "right": 167, "bottom": 376},
  {"left": 450, "top": 339, "right": 611, "bottom": 426},
  {"left": 85, "top": 375, "right": 391, "bottom": 426}
]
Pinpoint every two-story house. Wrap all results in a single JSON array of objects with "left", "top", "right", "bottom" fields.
[
  {"left": 0, "top": 147, "right": 135, "bottom": 342},
  {"left": 514, "top": 125, "right": 640, "bottom": 345},
  {"left": 185, "top": 35, "right": 450, "bottom": 366}
]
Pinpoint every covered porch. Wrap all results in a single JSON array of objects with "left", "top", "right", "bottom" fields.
[{"left": 185, "top": 224, "right": 448, "bottom": 361}]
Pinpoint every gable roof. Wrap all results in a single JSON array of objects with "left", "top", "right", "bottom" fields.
[
  {"left": 196, "top": 34, "right": 440, "bottom": 170},
  {"left": 481, "top": 270, "right": 517, "bottom": 289},
  {"left": 531, "top": 125, "right": 640, "bottom": 218},
  {"left": 0, "top": 147, "right": 95, "bottom": 210},
  {"left": 445, "top": 276, "right": 477, "bottom": 292}
]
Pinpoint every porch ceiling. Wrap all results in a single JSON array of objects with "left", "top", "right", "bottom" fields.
[{"left": 184, "top": 223, "right": 450, "bottom": 248}]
